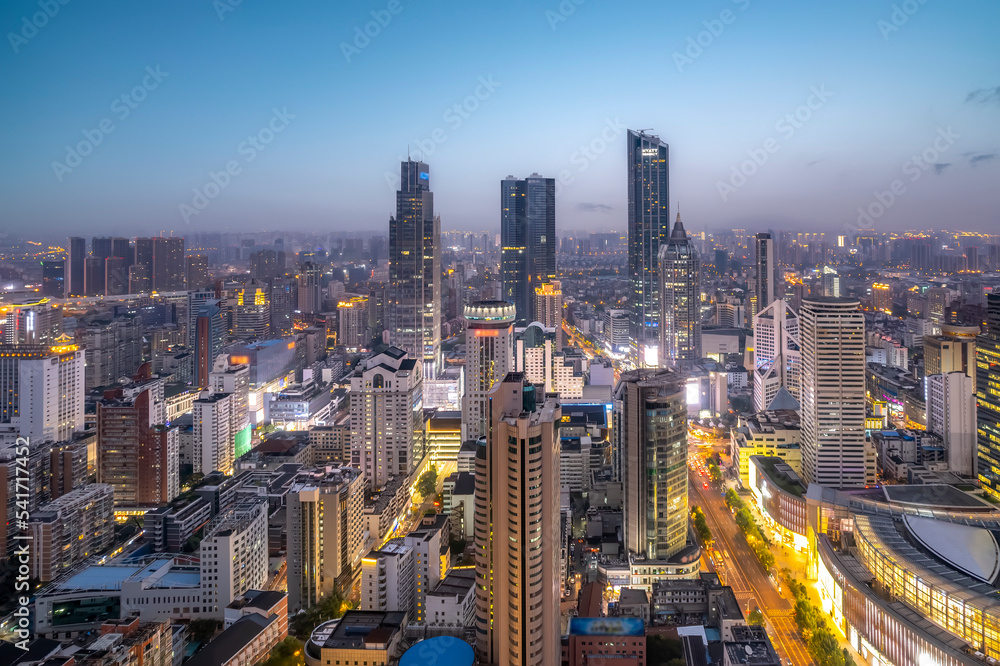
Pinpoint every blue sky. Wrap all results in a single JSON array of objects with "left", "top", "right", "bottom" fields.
[{"left": 1, "top": 0, "right": 998, "bottom": 237}]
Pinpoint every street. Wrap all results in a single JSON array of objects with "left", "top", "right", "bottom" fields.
[{"left": 689, "top": 459, "right": 814, "bottom": 666}]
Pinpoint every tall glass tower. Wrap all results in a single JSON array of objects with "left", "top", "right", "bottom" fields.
[
  {"left": 658, "top": 211, "right": 701, "bottom": 365},
  {"left": 977, "top": 294, "right": 1000, "bottom": 497},
  {"left": 627, "top": 130, "right": 670, "bottom": 368},
  {"left": 389, "top": 159, "right": 441, "bottom": 378},
  {"left": 501, "top": 174, "right": 555, "bottom": 325}
]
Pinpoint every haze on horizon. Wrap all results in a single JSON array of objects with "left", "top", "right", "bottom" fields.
[{"left": 1, "top": 0, "right": 999, "bottom": 238}]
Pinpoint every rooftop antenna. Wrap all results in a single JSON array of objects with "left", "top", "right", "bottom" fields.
[{"left": 635, "top": 128, "right": 654, "bottom": 134}]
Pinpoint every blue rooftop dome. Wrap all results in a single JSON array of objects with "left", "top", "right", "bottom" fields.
[{"left": 398, "top": 637, "right": 475, "bottom": 666}]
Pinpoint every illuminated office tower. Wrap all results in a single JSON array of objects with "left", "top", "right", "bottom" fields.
[
  {"left": 800, "top": 297, "right": 867, "bottom": 487},
  {"left": 192, "top": 391, "right": 234, "bottom": 475},
  {"left": 461, "top": 301, "right": 515, "bottom": 441},
  {"left": 977, "top": 294, "right": 1000, "bottom": 497},
  {"left": 615, "top": 369, "right": 688, "bottom": 561},
  {"left": 501, "top": 174, "right": 556, "bottom": 325},
  {"left": 209, "top": 356, "right": 252, "bottom": 459},
  {"left": 754, "top": 232, "right": 776, "bottom": 318},
  {"left": 925, "top": 372, "right": 976, "bottom": 477},
  {"left": 235, "top": 278, "right": 270, "bottom": 340},
  {"left": 66, "top": 236, "right": 87, "bottom": 297},
  {"left": 627, "top": 130, "right": 670, "bottom": 368},
  {"left": 389, "top": 159, "right": 441, "bottom": 378},
  {"left": 337, "top": 295, "right": 369, "bottom": 348},
  {"left": 4, "top": 298, "right": 62, "bottom": 346},
  {"left": 924, "top": 323, "right": 979, "bottom": 386},
  {"left": 534, "top": 280, "right": 563, "bottom": 347},
  {"left": 349, "top": 346, "right": 423, "bottom": 490},
  {"left": 0, "top": 343, "right": 84, "bottom": 442},
  {"left": 752, "top": 300, "right": 801, "bottom": 412},
  {"left": 475, "top": 374, "right": 561, "bottom": 666},
  {"left": 658, "top": 211, "right": 701, "bottom": 365}
]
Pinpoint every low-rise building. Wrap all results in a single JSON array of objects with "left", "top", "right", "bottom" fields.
[
  {"left": 730, "top": 409, "right": 801, "bottom": 488},
  {"left": 747, "top": 455, "right": 808, "bottom": 549},
  {"left": 303, "top": 611, "right": 405, "bottom": 666},
  {"left": 423, "top": 567, "right": 476, "bottom": 630}
]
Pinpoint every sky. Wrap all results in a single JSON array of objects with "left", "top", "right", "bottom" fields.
[{"left": 1, "top": 0, "right": 999, "bottom": 238}]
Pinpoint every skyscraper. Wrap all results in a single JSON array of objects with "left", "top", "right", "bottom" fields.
[
  {"left": 501, "top": 174, "right": 556, "bottom": 324},
  {"left": 658, "top": 212, "right": 701, "bottom": 365},
  {"left": 297, "top": 261, "right": 323, "bottom": 316},
  {"left": 131, "top": 237, "right": 154, "bottom": 294},
  {"left": 40, "top": 260, "right": 65, "bottom": 299},
  {"left": 349, "top": 346, "right": 423, "bottom": 490},
  {"left": 799, "top": 297, "right": 867, "bottom": 487},
  {"left": 0, "top": 343, "right": 85, "bottom": 442},
  {"left": 627, "top": 130, "right": 670, "bottom": 368},
  {"left": 977, "top": 294, "right": 1000, "bottom": 497},
  {"left": 194, "top": 299, "right": 225, "bottom": 387},
  {"left": 616, "top": 369, "right": 688, "bottom": 561},
  {"left": 152, "top": 236, "right": 185, "bottom": 291},
  {"left": 3, "top": 298, "right": 62, "bottom": 346},
  {"left": 752, "top": 299, "right": 801, "bottom": 412},
  {"left": 270, "top": 277, "right": 296, "bottom": 335},
  {"left": 461, "top": 301, "right": 515, "bottom": 441},
  {"left": 475, "top": 373, "right": 561, "bottom": 666},
  {"left": 389, "top": 159, "right": 441, "bottom": 378},
  {"left": 66, "top": 237, "right": 86, "bottom": 297},
  {"left": 754, "top": 232, "right": 776, "bottom": 318},
  {"left": 186, "top": 254, "right": 209, "bottom": 289},
  {"left": 235, "top": 278, "right": 270, "bottom": 340},
  {"left": 926, "top": 372, "right": 976, "bottom": 477}
]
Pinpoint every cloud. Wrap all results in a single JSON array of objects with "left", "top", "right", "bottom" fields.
[
  {"left": 932, "top": 163, "right": 951, "bottom": 175},
  {"left": 968, "top": 153, "right": 997, "bottom": 166},
  {"left": 966, "top": 86, "right": 1000, "bottom": 105},
  {"left": 805, "top": 159, "right": 821, "bottom": 167},
  {"left": 575, "top": 202, "right": 613, "bottom": 213}
]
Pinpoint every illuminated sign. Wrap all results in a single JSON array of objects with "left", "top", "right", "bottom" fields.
[
  {"left": 641, "top": 148, "right": 659, "bottom": 157},
  {"left": 474, "top": 329, "right": 499, "bottom": 337},
  {"left": 419, "top": 172, "right": 429, "bottom": 179}
]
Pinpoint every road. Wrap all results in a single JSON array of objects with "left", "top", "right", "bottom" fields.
[{"left": 689, "top": 465, "right": 813, "bottom": 666}]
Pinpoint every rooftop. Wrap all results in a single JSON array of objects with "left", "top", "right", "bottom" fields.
[
  {"left": 319, "top": 610, "right": 405, "bottom": 650},
  {"left": 882, "top": 484, "right": 994, "bottom": 510}
]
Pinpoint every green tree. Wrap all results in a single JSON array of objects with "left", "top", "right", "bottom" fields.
[
  {"left": 189, "top": 618, "right": 221, "bottom": 643},
  {"left": 417, "top": 464, "right": 438, "bottom": 497},
  {"left": 748, "top": 608, "right": 765, "bottom": 626},
  {"left": 724, "top": 488, "right": 742, "bottom": 511},
  {"left": 261, "top": 637, "right": 305, "bottom": 666}
]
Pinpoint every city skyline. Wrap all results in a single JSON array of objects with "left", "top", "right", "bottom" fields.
[{"left": 2, "top": 2, "right": 999, "bottom": 236}]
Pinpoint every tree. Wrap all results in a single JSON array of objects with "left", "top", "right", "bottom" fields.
[
  {"left": 417, "top": 464, "right": 438, "bottom": 497},
  {"left": 261, "top": 637, "right": 305, "bottom": 666},
  {"left": 189, "top": 618, "right": 221, "bottom": 643},
  {"left": 748, "top": 608, "right": 765, "bottom": 626},
  {"left": 724, "top": 488, "right": 742, "bottom": 512}
]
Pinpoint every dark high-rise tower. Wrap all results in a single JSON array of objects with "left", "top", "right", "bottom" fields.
[
  {"left": 67, "top": 237, "right": 86, "bottom": 297},
  {"left": 627, "top": 130, "right": 670, "bottom": 368},
  {"left": 501, "top": 174, "right": 556, "bottom": 325},
  {"left": 753, "top": 232, "right": 776, "bottom": 321},
  {"left": 389, "top": 159, "right": 441, "bottom": 378},
  {"left": 41, "top": 260, "right": 65, "bottom": 298},
  {"left": 131, "top": 238, "right": 154, "bottom": 294},
  {"left": 152, "top": 237, "right": 185, "bottom": 291},
  {"left": 978, "top": 294, "right": 1000, "bottom": 497},
  {"left": 658, "top": 212, "right": 701, "bottom": 364}
]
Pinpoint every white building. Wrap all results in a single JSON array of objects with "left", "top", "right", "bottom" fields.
[
  {"left": 462, "top": 301, "right": 515, "bottom": 441},
  {"left": 425, "top": 568, "right": 476, "bottom": 630},
  {"left": 350, "top": 346, "right": 424, "bottom": 490},
  {"left": 0, "top": 343, "right": 85, "bottom": 443},
  {"left": 800, "top": 297, "right": 867, "bottom": 487},
  {"left": 403, "top": 514, "right": 450, "bottom": 623},
  {"left": 515, "top": 323, "right": 584, "bottom": 399},
  {"left": 286, "top": 466, "right": 365, "bottom": 611},
  {"left": 752, "top": 300, "right": 801, "bottom": 412},
  {"left": 360, "top": 539, "right": 414, "bottom": 617},
  {"left": 199, "top": 498, "right": 268, "bottom": 617},
  {"left": 925, "top": 372, "right": 977, "bottom": 476},
  {"left": 193, "top": 392, "right": 234, "bottom": 475}
]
